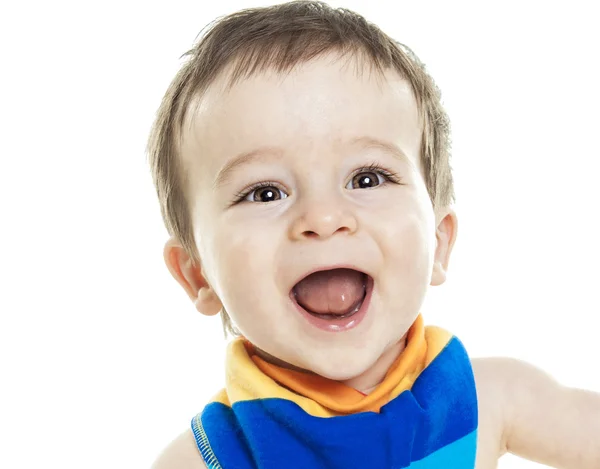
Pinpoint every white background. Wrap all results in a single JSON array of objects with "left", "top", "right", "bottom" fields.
[{"left": 1, "top": 1, "right": 599, "bottom": 468}]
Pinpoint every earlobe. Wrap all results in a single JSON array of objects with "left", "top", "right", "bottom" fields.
[
  {"left": 430, "top": 209, "right": 458, "bottom": 287},
  {"left": 163, "top": 237, "right": 223, "bottom": 316}
]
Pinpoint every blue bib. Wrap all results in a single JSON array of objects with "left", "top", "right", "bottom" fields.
[{"left": 191, "top": 316, "right": 478, "bottom": 468}]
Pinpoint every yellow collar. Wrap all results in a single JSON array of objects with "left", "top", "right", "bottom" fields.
[{"left": 242, "top": 315, "right": 427, "bottom": 414}]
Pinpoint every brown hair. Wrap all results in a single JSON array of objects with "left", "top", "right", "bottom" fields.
[{"left": 147, "top": 0, "right": 454, "bottom": 337}]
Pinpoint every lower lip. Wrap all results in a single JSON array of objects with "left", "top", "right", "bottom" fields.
[{"left": 290, "top": 276, "right": 374, "bottom": 332}]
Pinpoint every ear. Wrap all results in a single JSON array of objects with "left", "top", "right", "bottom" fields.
[
  {"left": 163, "top": 237, "right": 223, "bottom": 316},
  {"left": 430, "top": 208, "right": 458, "bottom": 287}
]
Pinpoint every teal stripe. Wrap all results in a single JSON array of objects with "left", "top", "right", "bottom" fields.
[{"left": 411, "top": 430, "right": 477, "bottom": 468}]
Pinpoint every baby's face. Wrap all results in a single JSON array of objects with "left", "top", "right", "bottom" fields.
[{"left": 180, "top": 54, "right": 445, "bottom": 380}]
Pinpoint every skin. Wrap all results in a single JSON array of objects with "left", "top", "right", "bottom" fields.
[{"left": 153, "top": 54, "right": 600, "bottom": 469}]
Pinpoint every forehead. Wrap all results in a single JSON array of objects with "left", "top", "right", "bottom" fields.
[{"left": 180, "top": 54, "right": 423, "bottom": 186}]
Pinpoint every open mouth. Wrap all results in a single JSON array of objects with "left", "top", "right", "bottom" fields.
[{"left": 291, "top": 268, "right": 370, "bottom": 321}]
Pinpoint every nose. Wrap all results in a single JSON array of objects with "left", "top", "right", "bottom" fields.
[{"left": 288, "top": 195, "right": 358, "bottom": 240}]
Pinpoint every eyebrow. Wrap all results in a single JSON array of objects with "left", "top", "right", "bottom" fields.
[
  {"left": 349, "top": 136, "right": 412, "bottom": 167},
  {"left": 213, "top": 146, "right": 283, "bottom": 189},
  {"left": 212, "top": 136, "right": 412, "bottom": 189}
]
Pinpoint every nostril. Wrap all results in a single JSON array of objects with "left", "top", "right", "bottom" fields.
[{"left": 302, "top": 226, "right": 351, "bottom": 238}]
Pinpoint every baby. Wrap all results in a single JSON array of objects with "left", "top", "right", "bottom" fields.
[{"left": 147, "top": 2, "right": 600, "bottom": 468}]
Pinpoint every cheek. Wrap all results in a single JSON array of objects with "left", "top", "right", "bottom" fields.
[
  {"left": 400, "top": 222, "right": 433, "bottom": 278},
  {"left": 374, "top": 204, "right": 436, "bottom": 298},
  {"left": 389, "top": 213, "right": 433, "bottom": 266},
  {"left": 209, "top": 225, "right": 279, "bottom": 316}
]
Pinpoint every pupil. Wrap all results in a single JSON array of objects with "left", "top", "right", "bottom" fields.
[
  {"left": 356, "top": 172, "right": 378, "bottom": 188},
  {"left": 257, "top": 187, "right": 278, "bottom": 202}
]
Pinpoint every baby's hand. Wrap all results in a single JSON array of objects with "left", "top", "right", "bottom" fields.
[{"left": 472, "top": 357, "right": 600, "bottom": 469}]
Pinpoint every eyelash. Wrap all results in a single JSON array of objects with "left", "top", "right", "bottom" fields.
[
  {"left": 231, "top": 181, "right": 285, "bottom": 205},
  {"left": 230, "top": 162, "right": 403, "bottom": 205},
  {"left": 354, "top": 162, "right": 402, "bottom": 186}
]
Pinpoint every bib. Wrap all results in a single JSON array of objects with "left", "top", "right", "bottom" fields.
[{"left": 191, "top": 315, "right": 478, "bottom": 468}]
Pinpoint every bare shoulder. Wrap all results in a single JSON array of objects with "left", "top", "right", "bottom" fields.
[
  {"left": 470, "top": 357, "right": 512, "bottom": 469},
  {"left": 151, "top": 428, "right": 207, "bottom": 469},
  {"left": 473, "top": 356, "right": 600, "bottom": 468},
  {"left": 470, "top": 356, "right": 562, "bottom": 467}
]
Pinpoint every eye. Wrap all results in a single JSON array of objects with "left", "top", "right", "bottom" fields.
[
  {"left": 348, "top": 171, "right": 385, "bottom": 189},
  {"left": 345, "top": 163, "right": 402, "bottom": 190},
  {"left": 243, "top": 184, "right": 288, "bottom": 203},
  {"left": 346, "top": 171, "right": 386, "bottom": 189}
]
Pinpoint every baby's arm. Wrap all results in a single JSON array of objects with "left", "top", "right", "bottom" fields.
[
  {"left": 151, "top": 429, "right": 207, "bottom": 469},
  {"left": 478, "top": 357, "right": 600, "bottom": 468}
]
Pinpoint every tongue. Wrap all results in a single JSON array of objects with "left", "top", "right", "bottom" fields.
[{"left": 293, "top": 268, "right": 366, "bottom": 315}]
